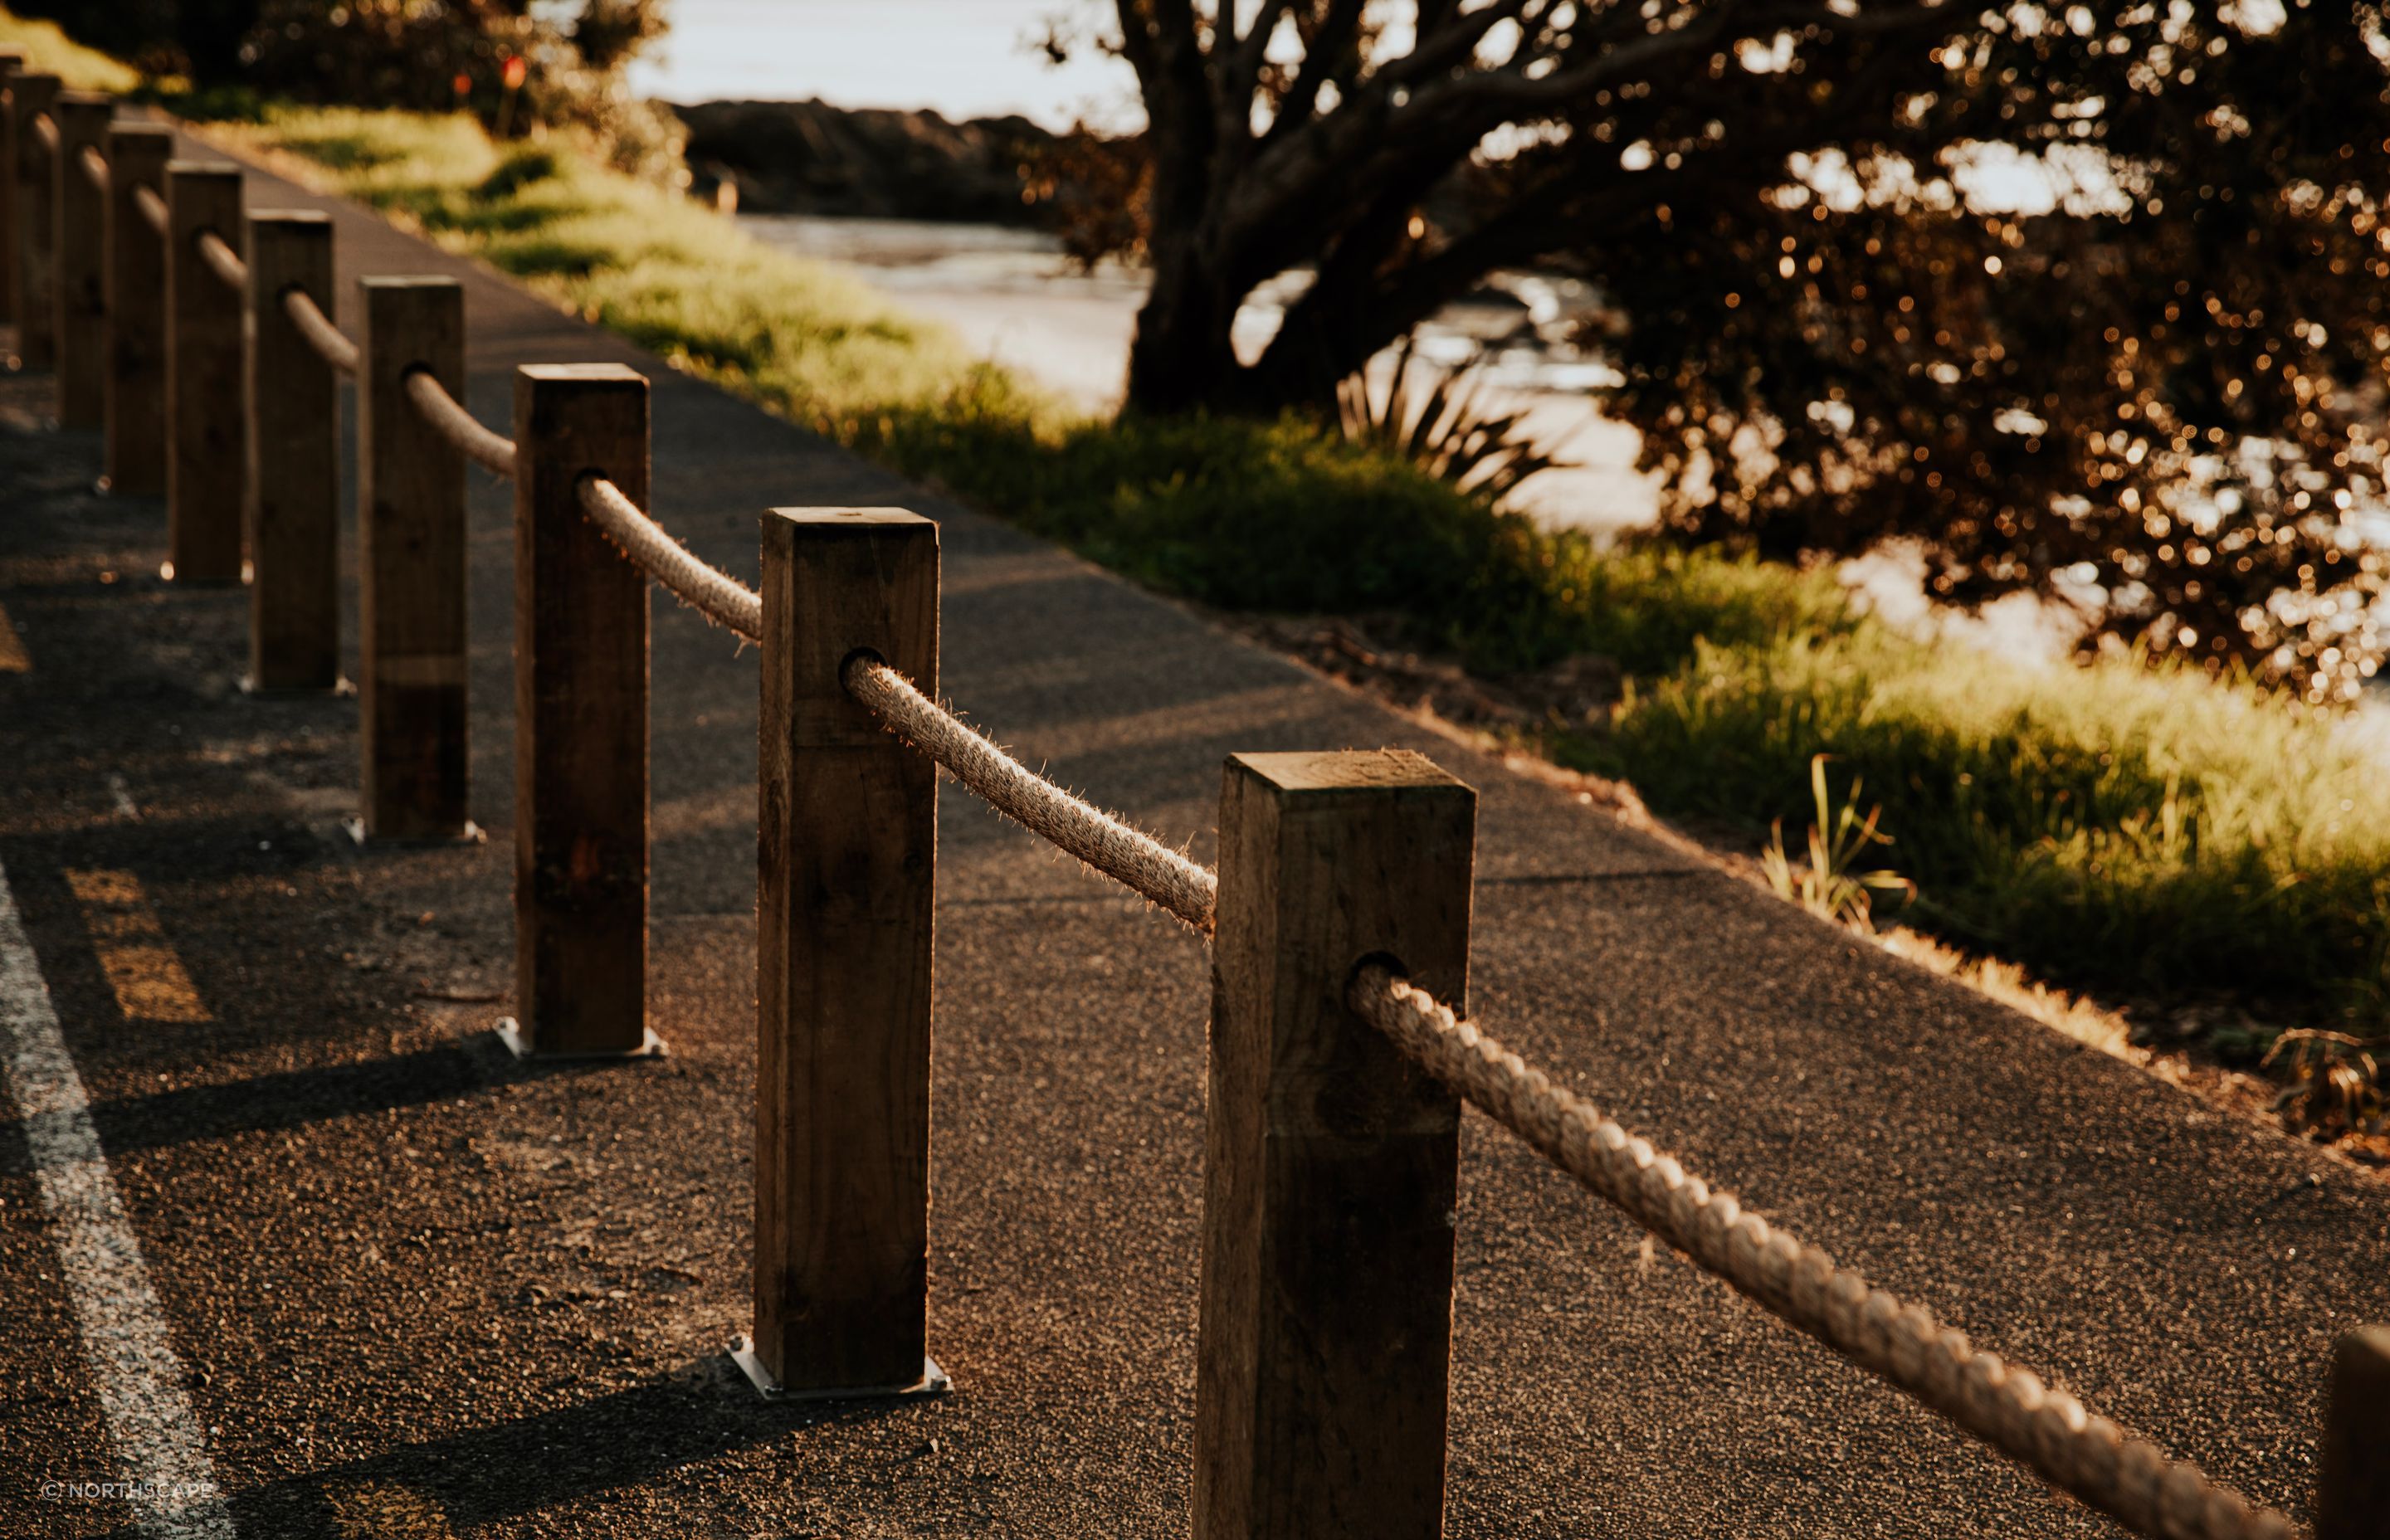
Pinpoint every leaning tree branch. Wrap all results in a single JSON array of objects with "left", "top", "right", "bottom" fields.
[
  {"left": 1225, "top": 7, "right": 1728, "bottom": 260},
  {"left": 1248, "top": 47, "right": 1934, "bottom": 402},
  {"left": 1259, "top": 0, "right": 1373, "bottom": 151},
  {"left": 1119, "top": 0, "right": 1222, "bottom": 228}
]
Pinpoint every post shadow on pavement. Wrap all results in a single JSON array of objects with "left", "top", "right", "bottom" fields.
[
  {"left": 85, "top": 1373, "right": 919, "bottom": 1540},
  {"left": 76, "top": 1040, "right": 495, "bottom": 1155}
]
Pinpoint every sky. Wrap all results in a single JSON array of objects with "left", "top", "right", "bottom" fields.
[{"left": 625, "top": 0, "right": 1141, "bottom": 128}]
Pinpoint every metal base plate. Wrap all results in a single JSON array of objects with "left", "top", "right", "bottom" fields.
[
  {"left": 239, "top": 673, "right": 355, "bottom": 699},
  {"left": 492, "top": 1017, "right": 667, "bottom": 1061},
  {"left": 342, "top": 817, "right": 486, "bottom": 848},
  {"left": 727, "top": 1337, "right": 949, "bottom": 1403}
]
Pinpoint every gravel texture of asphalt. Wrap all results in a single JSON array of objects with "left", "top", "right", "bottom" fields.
[{"left": 1, "top": 129, "right": 2385, "bottom": 1540}]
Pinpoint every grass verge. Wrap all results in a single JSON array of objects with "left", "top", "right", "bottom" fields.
[
  {"left": 6, "top": 46, "right": 2378, "bottom": 1065},
  {"left": 0, "top": 9, "right": 142, "bottom": 91}
]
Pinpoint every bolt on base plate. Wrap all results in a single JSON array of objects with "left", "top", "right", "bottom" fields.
[
  {"left": 492, "top": 1017, "right": 667, "bottom": 1061},
  {"left": 239, "top": 673, "right": 355, "bottom": 699},
  {"left": 341, "top": 817, "right": 486, "bottom": 848},
  {"left": 726, "top": 1337, "right": 949, "bottom": 1403}
]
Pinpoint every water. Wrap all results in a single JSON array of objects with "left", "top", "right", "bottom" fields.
[
  {"left": 627, "top": 0, "right": 1138, "bottom": 128},
  {"left": 739, "top": 212, "right": 1661, "bottom": 539}
]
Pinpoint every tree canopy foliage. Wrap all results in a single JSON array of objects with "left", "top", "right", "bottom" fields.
[
  {"left": 1060, "top": 0, "right": 2390, "bottom": 695},
  {"left": 25, "top": 0, "right": 676, "bottom": 170}
]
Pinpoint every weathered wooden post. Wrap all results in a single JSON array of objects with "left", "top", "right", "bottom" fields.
[
  {"left": 0, "top": 51, "right": 22, "bottom": 326},
  {"left": 741, "top": 507, "right": 943, "bottom": 1400},
  {"left": 104, "top": 125, "right": 172, "bottom": 496},
  {"left": 8, "top": 71, "right": 61, "bottom": 370},
  {"left": 1195, "top": 749, "right": 1475, "bottom": 1540},
  {"left": 2319, "top": 1325, "right": 2390, "bottom": 1540},
  {"left": 51, "top": 92, "right": 110, "bottom": 428},
  {"left": 357, "top": 276, "right": 471, "bottom": 841},
  {"left": 243, "top": 211, "right": 339, "bottom": 692},
  {"left": 165, "top": 161, "right": 245, "bottom": 582},
  {"left": 502, "top": 363, "right": 659, "bottom": 1059}
]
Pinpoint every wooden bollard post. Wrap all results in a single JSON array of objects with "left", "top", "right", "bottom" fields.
[
  {"left": 743, "top": 507, "right": 944, "bottom": 1400},
  {"left": 2319, "top": 1325, "right": 2390, "bottom": 1540},
  {"left": 8, "top": 71, "right": 60, "bottom": 370},
  {"left": 244, "top": 212, "right": 339, "bottom": 693},
  {"left": 357, "top": 276, "right": 470, "bottom": 841},
  {"left": 104, "top": 126, "right": 172, "bottom": 497},
  {"left": 1195, "top": 749, "right": 1475, "bottom": 1540},
  {"left": 0, "top": 51, "right": 22, "bottom": 326},
  {"left": 51, "top": 92, "right": 110, "bottom": 428},
  {"left": 503, "top": 363, "right": 658, "bottom": 1059},
  {"left": 165, "top": 162, "right": 245, "bottom": 582}
]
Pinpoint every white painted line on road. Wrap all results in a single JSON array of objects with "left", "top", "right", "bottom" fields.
[{"left": 0, "top": 856, "right": 237, "bottom": 1539}]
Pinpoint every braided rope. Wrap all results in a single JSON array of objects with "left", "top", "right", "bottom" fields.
[
  {"left": 1346, "top": 965, "right": 2296, "bottom": 1540},
  {"left": 134, "top": 184, "right": 167, "bottom": 236},
  {"left": 845, "top": 659, "right": 1220, "bottom": 933},
  {"left": 30, "top": 111, "right": 56, "bottom": 154},
  {"left": 282, "top": 289, "right": 358, "bottom": 377},
  {"left": 578, "top": 476, "right": 763, "bottom": 637},
  {"left": 196, "top": 229, "right": 246, "bottom": 290},
  {"left": 76, "top": 143, "right": 106, "bottom": 194},
  {"left": 566, "top": 484, "right": 1212, "bottom": 926},
  {"left": 403, "top": 369, "right": 517, "bottom": 476}
]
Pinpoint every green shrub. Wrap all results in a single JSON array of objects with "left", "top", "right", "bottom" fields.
[{"left": 1571, "top": 634, "right": 2390, "bottom": 1020}]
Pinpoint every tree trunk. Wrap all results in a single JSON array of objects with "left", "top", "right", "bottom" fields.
[
  {"left": 1123, "top": 215, "right": 1480, "bottom": 418},
  {"left": 1123, "top": 230, "right": 1250, "bottom": 416}
]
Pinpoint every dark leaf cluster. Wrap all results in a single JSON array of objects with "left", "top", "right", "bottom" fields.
[
  {"left": 1073, "top": 0, "right": 2390, "bottom": 692},
  {"left": 28, "top": 0, "right": 679, "bottom": 174}
]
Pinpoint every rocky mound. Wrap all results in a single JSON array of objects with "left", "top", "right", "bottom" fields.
[{"left": 674, "top": 98, "right": 1058, "bottom": 223}]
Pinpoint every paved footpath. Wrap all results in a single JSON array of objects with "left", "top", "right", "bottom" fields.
[{"left": 1, "top": 132, "right": 2383, "bottom": 1540}]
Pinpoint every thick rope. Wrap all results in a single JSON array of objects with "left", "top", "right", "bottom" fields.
[
  {"left": 281, "top": 288, "right": 358, "bottom": 378},
  {"left": 1346, "top": 965, "right": 2296, "bottom": 1540},
  {"left": 845, "top": 659, "right": 1220, "bottom": 933},
  {"left": 30, "top": 111, "right": 56, "bottom": 154},
  {"left": 77, "top": 143, "right": 106, "bottom": 194},
  {"left": 403, "top": 369, "right": 517, "bottom": 477},
  {"left": 578, "top": 476, "right": 762, "bottom": 637},
  {"left": 196, "top": 229, "right": 246, "bottom": 290},
  {"left": 134, "top": 184, "right": 167, "bottom": 236},
  {"left": 554, "top": 489, "right": 1214, "bottom": 927}
]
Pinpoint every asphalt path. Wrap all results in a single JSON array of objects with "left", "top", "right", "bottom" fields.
[{"left": 1, "top": 133, "right": 2383, "bottom": 1539}]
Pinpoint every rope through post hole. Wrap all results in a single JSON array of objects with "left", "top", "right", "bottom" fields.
[
  {"left": 282, "top": 288, "right": 358, "bottom": 377},
  {"left": 1344, "top": 965, "right": 2295, "bottom": 1540},
  {"left": 76, "top": 144, "right": 106, "bottom": 194},
  {"left": 196, "top": 229, "right": 246, "bottom": 290},
  {"left": 30, "top": 111, "right": 56, "bottom": 154},
  {"left": 403, "top": 369, "right": 516, "bottom": 476},
  {"left": 134, "top": 184, "right": 167, "bottom": 236},
  {"left": 843, "top": 658, "right": 1220, "bottom": 933},
  {"left": 577, "top": 476, "right": 762, "bottom": 637}
]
